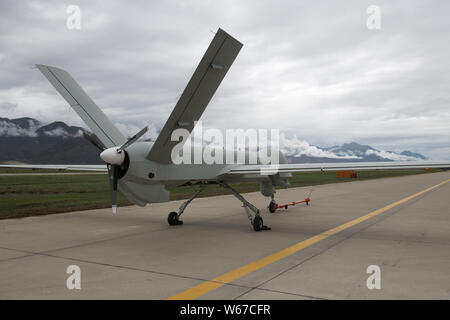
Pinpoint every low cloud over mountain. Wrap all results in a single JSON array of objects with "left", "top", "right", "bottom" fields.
[
  {"left": 0, "top": 117, "right": 100, "bottom": 164},
  {"left": 0, "top": 117, "right": 40, "bottom": 137},
  {"left": 0, "top": 117, "right": 427, "bottom": 164},
  {"left": 279, "top": 135, "right": 427, "bottom": 163},
  {"left": 0, "top": 117, "right": 84, "bottom": 138}
]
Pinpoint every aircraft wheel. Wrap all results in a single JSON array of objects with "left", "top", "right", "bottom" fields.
[
  {"left": 269, "top": 201, "right": 277, "bottom": 213},
  {"left": 168, "top": 211, "right": 183, "bottom": 226},
  {"left": 253, "top": 215, "right": 264, "bottom": 232}
]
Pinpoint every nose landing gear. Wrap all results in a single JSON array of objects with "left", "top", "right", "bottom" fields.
[
  {"left": 269, "top": 199, "right": 277, "bottom": 213},
  {"left": 268, "top": 189, "right": 314, "bottom": 213}
]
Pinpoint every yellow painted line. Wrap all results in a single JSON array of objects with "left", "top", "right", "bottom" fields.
[{"left": 167, "top": 178, "right": 450, "bottom": 300}]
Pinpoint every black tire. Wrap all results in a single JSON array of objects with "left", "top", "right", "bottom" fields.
[
  {"left": 168, "top": 211, "right": 180, "bottom": 226},
  {"left": 253, "top": 215, "right": 264, "bottom": 232},
  {"left": 269, "top": 201, "right": 277, "bottom": 213}
]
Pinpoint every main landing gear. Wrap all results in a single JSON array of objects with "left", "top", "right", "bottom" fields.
[
  {"left": 167, "top": 182, "right": 271, "bottom": 232},
  {"left": 218, "top": 181, "right": 271, "bottom": 232},
  {"left": 167, "top": 185, "right": 205, "bottom": 226}
]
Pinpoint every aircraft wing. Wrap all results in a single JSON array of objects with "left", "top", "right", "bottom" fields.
[
  {"left": 220, "top": 161, "right": 450, "bottom": 176},
  {"left": 0, "top": 164, "right": 107, "bottom": 172},
  {"left": 146, "top": 28, "right": 243, "bottom": 164}
]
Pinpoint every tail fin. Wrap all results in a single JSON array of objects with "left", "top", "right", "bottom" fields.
[{"left": 36, "top": 64, "right": 126, "bottom": 148}]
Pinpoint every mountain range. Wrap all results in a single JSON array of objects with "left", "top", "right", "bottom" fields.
[
  {"left": 0, "top": 117, "right": 102, "bottom": 164},
  {"left": 0, "top": 117, "right": 427, "bottom": 164}
]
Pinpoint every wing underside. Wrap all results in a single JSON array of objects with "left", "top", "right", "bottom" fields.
[
  {"left": 220, "top": 161, "right": 450, "bottom": 176},
  {"left": 0, "top": 164, "right": 107, "bottom": 172}
]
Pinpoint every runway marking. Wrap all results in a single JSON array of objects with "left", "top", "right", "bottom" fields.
[{"left": 167, "top": 178, "right": 450, "bottom": 300}]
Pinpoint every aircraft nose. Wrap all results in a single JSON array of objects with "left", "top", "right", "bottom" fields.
[{"left": 100, "top": 147, "right": 125, "bottom": 165}]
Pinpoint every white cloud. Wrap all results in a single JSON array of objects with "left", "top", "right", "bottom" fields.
[
  {"left": 40, "top": 127, "right": 83, "bottom": 137},
  {"left": 280, "top": 134, "right": 361, "bottom": 159},
  {"left": 365, "top": 149, "right": 419, "bottom": 161},
  {"left": 0, "top": 119, "right": 38, "bottom": 137},
  {"left": 1, "top": 0, "right": 449, "bottom": 159}
]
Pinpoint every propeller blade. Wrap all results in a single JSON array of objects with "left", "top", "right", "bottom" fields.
[
  {"left": 117, "top": 126, "right": 148, "bottom": 151},
  {"left": 83, "top": 132, "right": 106, "bottom": 151},
  {"left": 103, "top": 127, "right": 147, "bottom": 213},
  {"left": 107, "top": 164, "right": 119, "bottom": 213}
]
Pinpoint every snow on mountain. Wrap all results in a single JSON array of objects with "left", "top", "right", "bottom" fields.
[
  {"left": 279, "top": 134, "right": 361, "bottom": 160},
  {"left": 279, "top": 137, "right": 427, "bottom": 162}
]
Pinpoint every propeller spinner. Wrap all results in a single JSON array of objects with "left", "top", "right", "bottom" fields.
[{"left": 84, "top": 126, "right": 148, "bottom": 213}]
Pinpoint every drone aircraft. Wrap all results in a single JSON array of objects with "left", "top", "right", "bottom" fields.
[{"left": 3, "top": 28, "right": 450, "bottom": 231}]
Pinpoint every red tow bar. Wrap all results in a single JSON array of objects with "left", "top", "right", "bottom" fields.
[{"left": 276, "top": 189, "right": 314, "bottom": 210}]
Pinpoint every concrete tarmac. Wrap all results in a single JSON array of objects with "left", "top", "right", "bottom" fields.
[{"left": 0, "top": 171, "right": 449, "bottom": 299}]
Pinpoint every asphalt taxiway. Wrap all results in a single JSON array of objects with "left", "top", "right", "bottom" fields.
[{"left": 0, "top": 171, "right": 449, "bottom": 299}]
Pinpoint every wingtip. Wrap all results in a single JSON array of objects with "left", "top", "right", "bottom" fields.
[{"left": 35, "top": 64, "right": 66, "bottom": 73}]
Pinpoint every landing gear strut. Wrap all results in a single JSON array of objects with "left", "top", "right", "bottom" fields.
[
  {"left": 167, "top": 185, "right": 205, "bottom": 226},
  {"left": 218, "top": 181, "right": 271, "bottom": 232}
]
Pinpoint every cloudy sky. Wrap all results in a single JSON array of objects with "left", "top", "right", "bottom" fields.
[{"left": 1, "top": 0, "right": 449, "bottom": 159}]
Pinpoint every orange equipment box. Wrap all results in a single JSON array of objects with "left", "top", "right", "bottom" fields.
[{"left": 337, "top": 170, "right": 358, "bottom": 178}]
